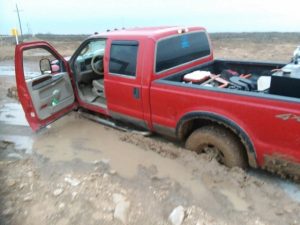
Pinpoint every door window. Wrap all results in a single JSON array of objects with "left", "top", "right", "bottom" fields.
[
  {"left": 23, "top": 48, "right": 65, "bottom": 80},
  {"left": 109, "top": 41, "right": 138, "bottom": 77}
]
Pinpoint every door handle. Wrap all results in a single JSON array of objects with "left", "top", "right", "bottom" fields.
[{"left": 133, "top": 87, "right": 140, "bottom": 99}]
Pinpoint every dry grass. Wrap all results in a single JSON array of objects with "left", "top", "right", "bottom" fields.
[
  {"left": 0, "top": 34, "right": 88, "bottom": 61},
  {"left": 210, "top": 33, "right": 300, "bottom": 62},
  {"left": 1, "top": 33, "right": 300, "bottom": 62}
]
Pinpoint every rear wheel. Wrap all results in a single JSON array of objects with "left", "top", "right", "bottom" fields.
[{"left": 185, "top": 125, "right": 247, "bottom": 168}]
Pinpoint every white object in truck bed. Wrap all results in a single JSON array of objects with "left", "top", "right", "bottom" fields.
[{"left": 183, "top": 71, "right": 211, "bottom": 83}]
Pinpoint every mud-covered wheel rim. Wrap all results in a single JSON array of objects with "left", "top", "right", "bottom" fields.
[
  {"left": 185, "top": 125, "right": 248, "bottom": 168},
  {"left": 199, "top": 143, "right": 225, "bottom": 164}
]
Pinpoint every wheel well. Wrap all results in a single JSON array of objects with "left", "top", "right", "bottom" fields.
[{"left": 176, "top": 114, "right": 258, "bottom": 168}]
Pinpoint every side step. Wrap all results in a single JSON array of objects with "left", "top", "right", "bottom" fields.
[{"left": 78, "top": 110, "right": 152, "bottom": 136}]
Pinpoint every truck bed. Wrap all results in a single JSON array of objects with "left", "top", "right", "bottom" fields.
[
  {"left": 200, "top": 59, "right": 284, "bottom": 77},
  {"left": 160, "top": 59, "right": 287, "bottom": 97},
  {"left": 150, "top": 58, "right": 300, "bottom": 173}
]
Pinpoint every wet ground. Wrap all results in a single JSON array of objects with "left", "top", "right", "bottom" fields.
[
  {"left": 1, "top": 67, "right": 300, "bottom": 225},
  {"left": 1, "top": 34, "right": 300, "bottom": 224}
]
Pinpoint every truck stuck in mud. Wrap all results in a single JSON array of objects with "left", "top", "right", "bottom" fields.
[{"left": 15, "top": 26, "right": 300, "bottom": 179}]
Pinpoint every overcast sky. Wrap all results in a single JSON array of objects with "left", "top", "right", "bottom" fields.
[{"left": 1, "top": 0, "right": 300, "bottom": 35}]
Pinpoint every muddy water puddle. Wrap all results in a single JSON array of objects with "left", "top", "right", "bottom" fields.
[
  {"left": 0, "top": 103, "right": 28, "bottom": 126},
  {"left": 0, "top": 65, "right": 15, "bottom": 76},
  {"left": 0, "top": 61, "right": 15, "bottom": 76},
  {"left": 0, "top": 135, "right": 33, "bottom": 154},
  {"left": 219, "top": 189, "right": 250, "bottom": 211},
  {"left": 250, "top": 169, "right": 300, "bottom": 204},
  {"left": 32, "top": 114, "right": 219, "bottom": 204},
  {"left": 0, "top": 103, "right": 205, "bottom": 187},
  {"left": 0, "top": 60, "right": 41, "bottom": 78},
  {"left": 0, "top": 103, "right": 32, "bottom": 159},
  {"left": 1, "top": 101, "right": 300, "bottom": 214},
  {"left": 0, "top": 103, "right": 215, "bottom": 204}
]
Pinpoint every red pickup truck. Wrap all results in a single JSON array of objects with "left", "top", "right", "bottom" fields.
[{"left": 15, "top": 26, "right": 300, "bottom": 178}]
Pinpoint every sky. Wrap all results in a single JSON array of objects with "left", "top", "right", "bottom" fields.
[{"left": 1, "top": 0, "right": 300, "bottom": 35}]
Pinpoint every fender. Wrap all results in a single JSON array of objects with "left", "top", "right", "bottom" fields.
[{"left": 176, "top": 111, "right": 258, "bottom": 168}]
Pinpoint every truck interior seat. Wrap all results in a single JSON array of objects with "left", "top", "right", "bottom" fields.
[{"left": 92, "top": 79, "right": 105, "bottom": 98}]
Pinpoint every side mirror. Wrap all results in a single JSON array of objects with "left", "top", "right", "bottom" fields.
[{"left": 39, "top": 58, "right": 51, "bottom": 74}]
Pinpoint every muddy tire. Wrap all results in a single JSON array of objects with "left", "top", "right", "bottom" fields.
[{"left": 185, "top": 125, "right": 247, "bottom": 168}]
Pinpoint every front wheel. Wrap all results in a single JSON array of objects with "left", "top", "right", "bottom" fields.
[{"left": 185, "top": 125, "right": 247, "bottom": 168}]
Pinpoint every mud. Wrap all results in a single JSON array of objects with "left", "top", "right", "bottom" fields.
[
  {"left": 6, "top": 87, "right": 18, "bottom": 100},
  {"left": 1, "top": 109, "right": 300, "bottom": 225},
  {"left": 263, "top": 155, "right": 300, "bottom": 181},
  {"left": 1, "top": 34, "right": 300, "bottom": 225}
]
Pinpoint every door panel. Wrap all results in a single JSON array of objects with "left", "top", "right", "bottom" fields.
[
  {"left": 105, "top": 78, "right": 145, "bottom": 125},
  {"left": 15, "top": 41, "right": 76, "bottom": 131},
  {"left": 26, "top": 72, "right": 74, "bottom": 120}
]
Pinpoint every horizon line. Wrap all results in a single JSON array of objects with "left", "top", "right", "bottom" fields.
[{"left": 1, "top": 31, "right": 300, "bottom": 37}]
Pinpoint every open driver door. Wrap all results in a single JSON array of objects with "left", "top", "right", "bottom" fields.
[{"left": 15, "top": 41, "right": 77, "bottom": 131}]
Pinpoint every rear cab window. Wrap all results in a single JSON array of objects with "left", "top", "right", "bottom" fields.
[
  {"left": 155, "top": 31, "right": 211, "bottom": 73},
  {"left": 109, "top": 41, "right": 138, "bottom": 77}
]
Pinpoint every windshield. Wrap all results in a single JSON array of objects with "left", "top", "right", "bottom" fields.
[{"left": 76, "top": 39, "right": 106, "bottom": 61}]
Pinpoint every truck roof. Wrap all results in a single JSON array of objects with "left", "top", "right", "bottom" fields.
[{"left": 95, "top": 26, "right": 206, "bottom": 40}]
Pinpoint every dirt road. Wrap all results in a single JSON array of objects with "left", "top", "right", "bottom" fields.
[{"left": 1, "top": 33, "right": 300, "bottom": 225}]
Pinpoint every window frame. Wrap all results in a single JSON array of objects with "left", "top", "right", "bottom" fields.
[
  {"left": 22, "top": 46, "right": 65, "bottom": 80},
  {"left": 108, "top": 40, "right": 139, "bottom": 78},
  {"left": 154, "top": 31, "right": 211, "bottom": 75}
]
